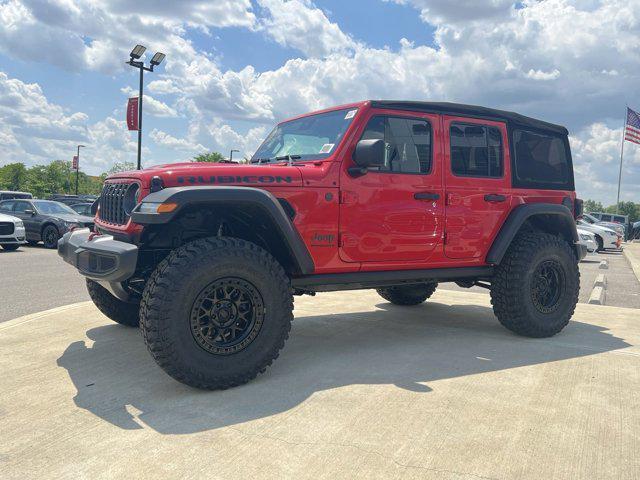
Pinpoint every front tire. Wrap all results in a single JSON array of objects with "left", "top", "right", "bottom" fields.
[
  {"left": 42, "top": 225, "right": 59, "bottom": 249},
  {"left": 86, "top": 279, "right": 140, "bottom": 327},
  {"left": 1, "top": 244, "right": 20, "bottom": 251},
  {"left": 490, "top": 232, "right": 579, "bottom": 338},
  {"left": 595, "top": 235, "right": 604, "bottom": 252},
  {"left": 140, "top": 237, "right": 293, "bottom": 390},
  {"left": 377, "top": 283, "right": 438, "bottom": 305}
]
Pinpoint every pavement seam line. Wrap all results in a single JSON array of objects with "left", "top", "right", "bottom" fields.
[{"left": 0, "top": 302, "right": 94, "bottom": 331}]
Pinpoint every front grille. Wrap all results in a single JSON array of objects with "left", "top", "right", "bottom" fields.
[
  {"left": 99, "top": 182, "right": 131, "bottom": 225},
  {"left": 0, "top": 222, "right": 15, "bottom": 235}
]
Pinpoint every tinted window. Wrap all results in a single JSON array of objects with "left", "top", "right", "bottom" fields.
[
  {"left": 450, "top": 124, "right": 503, "bottom": 177},
  {"left": 0, "top": 201, "right": 15, "bottom": 212},
  {"left": 360, "top": 116, "right": 432, "bottom": 174},
  {"left": 13, "top": 201, "right": 31, "bottom": 213},
  {"left": 513, "top": 130, "right": 570, "bottom": 186}
]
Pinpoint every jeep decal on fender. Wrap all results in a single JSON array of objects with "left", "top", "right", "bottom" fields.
[{"left": 177, "top": 175, "right": 293, "bottom": 185}]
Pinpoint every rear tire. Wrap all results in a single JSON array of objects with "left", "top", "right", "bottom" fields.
[
  {"left": 42, "top": 225, "right": 59, "bottom": 249},
  {"left": 490, "top": 232, "right": 579, "bottom": 338},
  {"left": 1, "top": 244, "right": 20, "bottom": 251},
  {"left": 86, "top": 279, "right": 140, "bottom": 327},
  {"left": 140, "top": 237, "right": 294, "bottom": 390},
  {"left": 377, "top": 283, "right": 438, "bottom": 305}
]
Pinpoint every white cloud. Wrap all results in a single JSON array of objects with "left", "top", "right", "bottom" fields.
[
  {"left": 257, "top": 0, "right": 356, "bottom": 57},
  {"left": 120, "top": 87, "right": 177, "bottom": 118},
  {"left": 149, "top": 129, "right": 206, "bottom": 154},
  {"left": 387, "top": 0, "right": 514, "bottom": 24}
]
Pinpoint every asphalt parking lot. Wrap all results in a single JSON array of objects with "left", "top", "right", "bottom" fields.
[{"left": 2, "top": 244, "right": 640, "bottom": 323}]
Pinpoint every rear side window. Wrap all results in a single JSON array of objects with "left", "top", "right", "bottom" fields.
[
  {"left": 360, "top": 116, "right": 432, "bottom": 174},
  {"left": 513, "top": 129, "right": 572, "bottom": 189},
  {"left": 450, "top": 123, "right": 503, "bottom": 177}
]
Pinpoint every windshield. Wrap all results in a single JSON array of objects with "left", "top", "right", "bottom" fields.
[
  {"left": 582, "top": 213, "right": 598, "bottom": 224},
  {"left": 33, "top": 200, "right": 77, "bottom": 215},
  {"left": 252, "top": 108, "right": 358, "bottom": 163}
]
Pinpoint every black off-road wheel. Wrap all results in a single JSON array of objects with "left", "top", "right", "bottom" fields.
[
  {"left": 490, "top": 232, "right": 579, "bottom": 338},
  {"left": 86, "top": 279, "right": 140, "bottom": 327},
  {"left": 42, "top": 225, "right": 59, "bottom": 249},
  {"left": 140, "top": 237, "right": 294, "bottom": 390},
  {"left": 1, "top": 244, "right": 20, "bottom": 251},
  {"left": 377, "top": 282, "right": 438, "bottom": 305}
]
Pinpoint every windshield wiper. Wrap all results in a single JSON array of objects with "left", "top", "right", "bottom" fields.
[{"left": 251, "top": 155, "right": 302, "bottom": 165}]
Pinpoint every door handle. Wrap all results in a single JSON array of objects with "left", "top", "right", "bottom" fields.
[
  {"left": 414, "top": 192, "right": 440, "bottom": 201},
  {"left": 484, "top": 194, "right": 506, "bottom": 203}
]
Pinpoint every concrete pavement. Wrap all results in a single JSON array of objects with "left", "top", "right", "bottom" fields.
[
  {"left": 2, "top": 289, "right": 639, "bottom": 479},
  {"left": 624, "top": 242, "right": 640, "bottom": 284}
]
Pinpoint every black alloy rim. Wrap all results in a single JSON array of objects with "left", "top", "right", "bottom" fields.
[
  {"left": 530, "top": 260, "right": 565, "bottom": 314},
  {"left": 190, "top": 277, "right": 264, "bottom": 355}
]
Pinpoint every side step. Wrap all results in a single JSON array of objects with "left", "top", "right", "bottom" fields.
[{"left": 292, "top": 266, "right": 494, "bottom": 292}]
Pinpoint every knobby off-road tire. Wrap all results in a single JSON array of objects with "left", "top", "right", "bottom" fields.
[
  {"left": 490, "top": 232, "right": 579, "bottom": 338},
  {"left": 86, "top": 279, "right": 140, "bottom": 327},
  {"left": 377, "top": 282, "right": 438, "bottom": 306},
  {"left": 140, "top": 237, "right": 294, "bottom": 390}
]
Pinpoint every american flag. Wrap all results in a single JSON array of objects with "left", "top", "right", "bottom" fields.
[{"left": 625, "top": 107, "right": 640, "bottom": 145}]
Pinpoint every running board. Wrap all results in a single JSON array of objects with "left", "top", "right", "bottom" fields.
[{"left": 291, "top": 266, "right": 494, "bottom": 292}]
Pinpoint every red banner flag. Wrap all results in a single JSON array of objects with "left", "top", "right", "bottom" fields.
[
  {"left": 72, "top": 155, "right": 78, "bottom": 170},
  {"left": 127, "top": 97, "right": 139, "bottom": 131}
]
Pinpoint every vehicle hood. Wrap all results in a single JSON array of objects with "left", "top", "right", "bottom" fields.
[
  {"left": 0, "top": 212, "right": 21, "bottom": 223},
  {"left": 109, "top": 162, "right": 304, "bottom": 188},
  {"left": 47, "top": 213, "right": 94, "bottom": 224}
]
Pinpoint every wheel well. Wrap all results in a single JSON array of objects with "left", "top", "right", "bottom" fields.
[
  {"left": 41, "top": 222, "right": 58, "bottom": 237},
  {"left": 140, "top": 202, "right": 300, "bottom": 275},
  {"left": 519, "top": 214, "right": 575, "bottom": 244}
]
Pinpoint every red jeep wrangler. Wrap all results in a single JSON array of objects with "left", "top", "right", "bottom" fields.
[{"left": 59, "top": 101, "right": 585, "bottom": 389}]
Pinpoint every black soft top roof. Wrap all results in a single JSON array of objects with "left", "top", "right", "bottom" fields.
[{"left": 370, "top": 100, "right": 568, "bottom": 136}]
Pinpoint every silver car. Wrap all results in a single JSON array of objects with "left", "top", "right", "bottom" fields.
[{"left": 0, "top": 212, "right": 27, "bottom": 251}]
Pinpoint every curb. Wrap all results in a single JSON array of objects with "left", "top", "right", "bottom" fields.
[
  {"left": 593, "top": 274, "right": 606, "bottom": 288},
  {"left": 588, "top": 285, "right": 606, "bottom": 305}
]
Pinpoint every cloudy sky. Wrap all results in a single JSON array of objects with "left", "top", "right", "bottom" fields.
[{"left": 0, "top": 0, "right": 639, "bottom": 203}]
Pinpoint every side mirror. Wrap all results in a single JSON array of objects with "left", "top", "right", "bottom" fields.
[
  {"left": 353, "top": 139, "right": 385, "bottom": 169},
  {"left": 24, "top": 209, "right": 34, "bottom": 216}
]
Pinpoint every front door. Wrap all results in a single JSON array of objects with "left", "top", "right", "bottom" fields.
[
  {"left": 339, "top": 111, "right": 444, "bottom": 263},
  {"left": 12, "top": 200, "right": 39, "bottom": 240},
  {"left": 443, "top": 116, "right": 512, "bottom": 259}
]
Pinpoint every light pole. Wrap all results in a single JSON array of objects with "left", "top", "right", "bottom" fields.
[
  {"left": 126, "top": 45, "right": 165, "bottom": 170},
  {"left": 75, "top": 145, "right": 85, "bottom": 195},
  {"left": 229, "top": 149, "right": 240, "bottom": 162}
]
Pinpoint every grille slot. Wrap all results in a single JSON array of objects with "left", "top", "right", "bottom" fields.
[
  {"left": 0, "top": 222, "right": 15, "bottom": 235},
  {"left": 98, "top": 182, "right": 134, "bottom": 226}
]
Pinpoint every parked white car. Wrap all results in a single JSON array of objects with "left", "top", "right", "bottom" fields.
[
  {"left": 0, "top": 212, "right": 27, "bottom": 251},
  {"left": 577, "top": 228, "right": 597, "bottom": 253},
  {"left": 576, "top": 219, "right": 620, "bottom": 251}
]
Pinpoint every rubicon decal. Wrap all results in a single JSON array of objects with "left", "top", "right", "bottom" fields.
[{"left": 177, "top": 175, "right": 293, "bottom": 185}]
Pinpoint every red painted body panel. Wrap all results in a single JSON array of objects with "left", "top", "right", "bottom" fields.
[{"left": 96, "top": 101, "right": 575, "bottom": 275}]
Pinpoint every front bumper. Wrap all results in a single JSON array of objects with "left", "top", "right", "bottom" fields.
[
  {"left": 58, "top": 228, "right": 138, "bottom": 282},
  {"left": 0, "top": 226, "right": 26, "bottom": 244}
]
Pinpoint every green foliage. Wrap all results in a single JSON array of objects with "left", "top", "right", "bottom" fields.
[
  {"left": 0, "top": 161, "right": 103, "bottom": 197},
  {"left": 583, "top": 199, "right": 604, "bottom": 214},
  {"left": 107, "top": 162, "right": 136, "bottom": 174},
  {"left": 192, "top": 152, "right": 226, "bottom": 163}
]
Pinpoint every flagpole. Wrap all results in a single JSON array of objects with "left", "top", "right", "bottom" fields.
[{"left": 615, "top": 105, "right": 627, "bottom": 214}]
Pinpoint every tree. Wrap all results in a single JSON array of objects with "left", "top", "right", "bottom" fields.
[
  {"left": 0, "top": 163, "right": 28, "bottom": 191},
  {"left": 192, "top": 152, "right": 226, "bottom": 163},
  {"left": 583, "top": 199, "right": 604, "bottom": 214}
]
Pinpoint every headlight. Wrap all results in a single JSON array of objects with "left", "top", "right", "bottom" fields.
[
  {"left": 580, "top": 234, "right": 590, "bottom": 241},
  {"left": 15, "top": 220, "right": 24, "bottom": 228}
]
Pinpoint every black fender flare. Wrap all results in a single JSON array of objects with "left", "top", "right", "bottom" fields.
[
  {"left": 131, "top": 186, "right": 314, "bottom": 275},
  {"left": 486, "top": 203, "right": 579, "bottom": 265}
]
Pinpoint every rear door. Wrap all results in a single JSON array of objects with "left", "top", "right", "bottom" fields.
[
  {"left": 339, "top": 111, "right": 444, "bottom": 263},
  {"left": 443, "top": 116, "right": 512, "bottom": 259}
]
